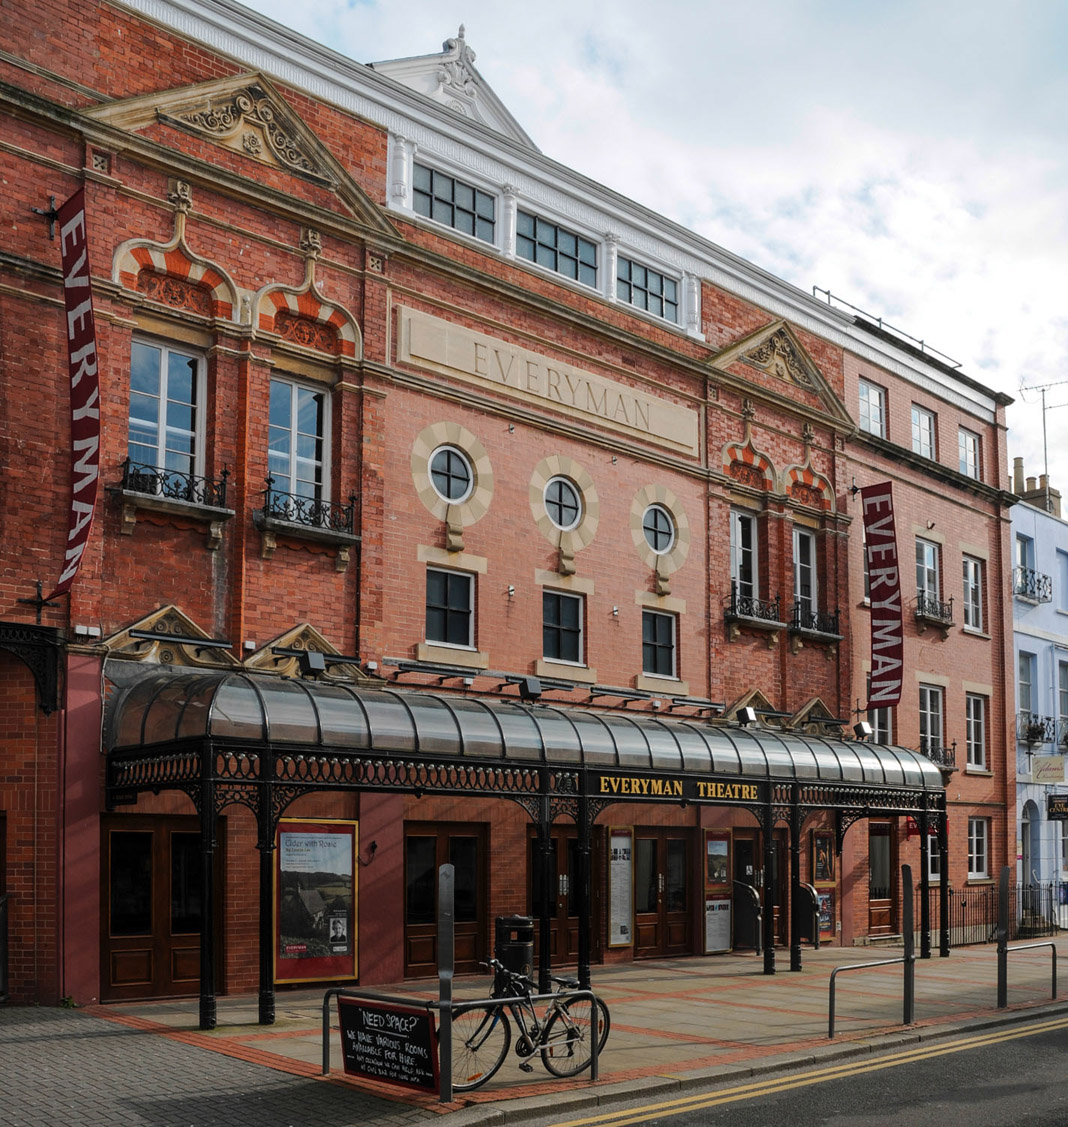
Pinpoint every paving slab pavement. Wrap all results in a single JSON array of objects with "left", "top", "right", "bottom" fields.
[{"left": 2, "top": 940, "right": 1065, "bottom": 1126}]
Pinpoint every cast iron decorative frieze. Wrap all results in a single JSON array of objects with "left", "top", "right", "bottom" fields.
[{"left": 0, "top": 622, "right": 59, "bottom": 714}]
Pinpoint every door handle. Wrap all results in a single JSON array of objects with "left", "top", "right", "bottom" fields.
[{"left": 658, "top": 873, "right": 665, "bottom": 896}]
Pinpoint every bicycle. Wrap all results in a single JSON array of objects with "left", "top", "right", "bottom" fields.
[{"left": 450, "top": 958, "right": 611, "bottom": 1091}]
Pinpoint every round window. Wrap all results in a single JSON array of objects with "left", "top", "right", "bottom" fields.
[
  {"left": 642, "top": 504, "right": 676, "bottom": 554},
  {"left": 544, "top": 477, "right": 583, "bottom": 531},
  {"left": 429, "top": 445, "right": 473, "bottom": 503}
]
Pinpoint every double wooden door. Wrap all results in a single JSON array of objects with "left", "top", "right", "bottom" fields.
[
  {"left": 634, "top": 830, "right": 691, "bottom": 958},
  {"left": 101, "top": 814, "right": 217, "bottom": 1001},
  {"left": 404, "top": 823, "right": 486, "bottom": 977},
  {"left": 868, "top": 821, "right": 895, "bottom": 935},
  {"left": 529, "top": 829, "right": 580, "bottom": 962}
]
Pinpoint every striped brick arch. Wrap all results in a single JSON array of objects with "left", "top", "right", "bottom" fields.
[
  {"left": 784, "top": 464, "right": 835, "bottom": 511},
  {"left": 256, "top": 285, "right": 361, "bottom": 359},
  {"left": 114, "top": 240, "right": 238, "bottom": 320},
  {"left": 722, "top": 440, "right": 776, "bottom": 492}
]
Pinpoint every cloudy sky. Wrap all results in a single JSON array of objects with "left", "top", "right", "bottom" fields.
[{"left": 241, "top": 0, "right": 1068, "bottom": 495}]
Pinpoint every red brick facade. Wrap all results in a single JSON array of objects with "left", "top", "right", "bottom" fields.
[{"left": 0, "top": 0, "right": 1012, "bottom": 1004}]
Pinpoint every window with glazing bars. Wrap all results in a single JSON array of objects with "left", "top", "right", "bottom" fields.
[
  {"left": 617, "top": 256, "right": 678, "bottom": 322},
  {"left": 543, "top": 591, "right": 583, "bottom": 664},
  {"left": 642, "top": 610, "right": 676, "bottom": 678},
  {"left": 129, "top": 340, "right": 202, "bottom": 476},
  {"left": 966, "top": 693, "right": 986, "bottom": 768},
  {"left": 413, "top": 164, "right": 495, "bottom": 243},
  {"left": 269, "top": 378, "right": 326, "bottom": 500},
  {"left": 516, "top": 211, "right": 597, "bottom": 286},
  {"left": 962, "top": 555, "right": 983, "bottom": 630},
  {"left": 426, "top": 569, "right": 473, "bottom": 647}
]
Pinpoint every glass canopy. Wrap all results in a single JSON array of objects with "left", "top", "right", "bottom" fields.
[{"left": 109, "top": 669, "right": 944, "bottom": 789}]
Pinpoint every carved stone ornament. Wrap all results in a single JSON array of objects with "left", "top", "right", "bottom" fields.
[
  {"left": 742, "top": 329, "right": 815, "bottom": 388},
  {"left": 163, "top": 84, "right": 330, "bottom": 183},
  {"left": 137, "top": 271, "right": 213, "bottom": 316},
  {"left": 167, "top": 178, "right": 193, "bottom": 212},
  {"left": 274, "top": 312, "right": 338, "bottom": 354},
  {"left": 437, "top": 26, "right": 478, "bottom": 100},
  {"left": 729, "top": 461, "right": 767, "bottom": 490}
]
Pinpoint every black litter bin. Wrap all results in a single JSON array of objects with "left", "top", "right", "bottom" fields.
[{"left": 493, "top": 915, "right": 534, "bottom": 995}]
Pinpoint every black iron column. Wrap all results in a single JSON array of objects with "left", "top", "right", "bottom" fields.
[
  {"left": 762, "top": 794, "right": 776, "bottom": 975},
  {"left": 198, "top": 772, "right": 217, "bottom": 1031},
  {"left": 918, "top": 807, "right": 931, "bottom": 959},
  {"left": 938, "top": 808, "right": 950, "bottom": 957},
  {"left": 789, "top": 786, "right": 802, "bottom": 972},
  {"left": 577, "top": 776, "right": 592, "bottom": 990},
  {"left": 537, "top": 775, "right": 554, "bottom": 994},
  {"left": 257, "top": 754, "right": 278, "bottom": 1025}
]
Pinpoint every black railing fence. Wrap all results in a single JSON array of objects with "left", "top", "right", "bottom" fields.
[
  {"left": 726, "top": 583, "right": 782, "bottom": 624},
  {"left": 1013, "top": 566, "right": 1053, "bottom": 603},
  {"left": 915, "top": 880, "right": 1066, "bottom": 947},
  {"left": 263, "top": 477, "right": 356, "bottom": 534},
  {"left": 121, "top": 457, "right": 229, "bottom": 507}
]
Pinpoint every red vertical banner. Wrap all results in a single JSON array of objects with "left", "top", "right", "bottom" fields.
[
  {"left": 861, "top": 482, "right": 903, "bottom": 708},
  {"left": 46, "top": 187, "right": 100, "bottom": 601}
]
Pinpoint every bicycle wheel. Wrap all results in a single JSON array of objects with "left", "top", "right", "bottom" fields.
[
  {"left": 451, "top": 1006, "right": 510, "bottom": 1092},
  {"left": 539, "top": 997, "right": 610, "bottom": 1077}
]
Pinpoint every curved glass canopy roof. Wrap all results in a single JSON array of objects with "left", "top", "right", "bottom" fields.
[{"left": 109, "top": 670, "right": 944, "bottom": 790}]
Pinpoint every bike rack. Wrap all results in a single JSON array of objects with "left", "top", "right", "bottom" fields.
[
  {"left": 996, "top": 865, "right": 1059, "bottom": 1007},
  {"left": 828, "top": 864, "right": 915, "bottom": 1038}
]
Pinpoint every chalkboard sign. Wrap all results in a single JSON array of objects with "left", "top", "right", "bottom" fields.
[{"left": 337, "top": 997, "right": 439, "bottom": 1091}]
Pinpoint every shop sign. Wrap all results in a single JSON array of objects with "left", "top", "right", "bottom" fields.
[
  {"left": 861, "top": 482, "right": 903, "bottom": 708},
  {"left": 1033, "top": 757, "right": 1066, "bottom": 784},
  {"left": 1047, "top": 794, "right": 1068, "bottom": 821},
  {"left": 337, "top": 997, "right": 438, "bottom": 1091}
]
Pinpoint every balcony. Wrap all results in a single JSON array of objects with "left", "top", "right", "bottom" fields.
[
  {"left": 1013, "top": 566, "right": 1053, "bottom": 604},
  {"left": 1018, "top": 712, "right": 1057, "bottom": 746},
  {"left": 788, "top": 602, "right": 843, "bottom": 653},
  {"left": 918, "top": 740, "right": 956, "bottom": 774},
  {"left": 253, "top": 477, "right": 359, "bottom": 570},
  {"left": 724, "top": 584, "right": 787, "bottom": 646},
  {"left": 914, "top": 591, "right": 954, "bottom": 638},
  {"left": 112, "top": 457, "right": 234, "bottom": 548}
]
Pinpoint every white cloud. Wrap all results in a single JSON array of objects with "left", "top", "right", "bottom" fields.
[{"left": 243, "top": 0, "right": 1068, "bottom": 491}]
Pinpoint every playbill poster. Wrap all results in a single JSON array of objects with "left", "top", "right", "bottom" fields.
[
  {"left": 609, "top": 828, "right": 633, "bottom": 947},
  {"left": 275, "top": 819, "right": 357, "bottom": 982}
]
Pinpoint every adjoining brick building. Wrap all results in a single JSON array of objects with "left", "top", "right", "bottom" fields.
[{"left": 0, "top": 0, "right": 1013, "bottom": 1014}]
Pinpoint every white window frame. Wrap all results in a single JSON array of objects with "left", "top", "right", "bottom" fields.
[
  {"left": 642, "top": 609, "right": 677, "bottom": 679},
  {"left": 968, "top": 817, "right": 989, "bottom": 879},
  {"left": 916, "top": 538, "right": 940, "bottom": 600},
  {"left": 1059, "top": 660, "right": 1068, "bottom": 746},
  {"left": 927, "top": 833, "right": 941, "bottom": 881},
  {"left": 1019, "top": 650, "right": 1036, "bottom": 718},
  {"left": 1057, "top": 549, "right": 1068, "bottom": 613},
  {"left": 730, "top": 510, "right": 759, "bottom": 601},
  {"left": 542, "top": 589, "right": 585, "bottom": 666},
  {"left": 425, "top": 567, "right": 474, "bottom": 649},
  {"left": 911, "top": 404, "right": 936, "bottom": 458},
  {"left": 918, "top": 683, "right": 943, "bottom": 757},
  {"left": 958, "top": 427, "right": 980, "bottom": 479},
  {"left": 962, "top": 555, "right": 983, "bottom": 632},
  {"left": 128, "top": 337, "right": 205, "bottom": 476},
  {"left": 429, "top": 444, "right": 474, "bottom": 504},
  {"left": 793, "top": 527, "right": 818, "bottom": 615},
  {"left": 865, "top": 675, "right": 893, "bottom": 744},
  {"left": 642, "top": 504, "right": 676, "bottom": 555},
  {"left": 966, "top": 693, "right": 987, "bottom": 769},
  {"left": 859, "top": 378, "right": 886, "bottom": 437},
  {"left": 268, "top": 376, "right": 329, "bottom": 501},
  {"left": 1016, "top": 533, "right": 1035, "bottom": 572}
]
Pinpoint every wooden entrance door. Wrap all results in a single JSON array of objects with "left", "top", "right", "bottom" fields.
[
  {"left": 634, "top": 830, "right": 691, "bottom": 958},
  {"left": 404, "top": 823, "right": 486, "bottom": 977},
  {"left": 529, "top": 829, "right": 579, "bottom": 963},
  {"left": 101, "top": 814, "right": 214, "bottom": 1001},
  {"left": 868, "top": 821, "right": 895, "bottom": 935},
  {"left": 771, "top": 830, "right": 789, "bottom": 946}
]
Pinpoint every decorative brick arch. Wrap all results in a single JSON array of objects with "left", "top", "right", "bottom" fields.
[
  {"left": 113, "top": 238, "right": 238, "bottom": 321},
  {"left": 722, "top": 438, "right": 776, "bottom": 492},
  {"left": 255, "top": 283, "right": 361, "bottom": 359},
  {"left": 784, "top": 463, "right": 835, "bottom": 512}
]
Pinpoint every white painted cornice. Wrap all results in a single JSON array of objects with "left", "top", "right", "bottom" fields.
[{"left": 114, "top": 0, "right": 1004, "bottom": 419}]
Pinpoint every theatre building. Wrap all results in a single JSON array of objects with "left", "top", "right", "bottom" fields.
[{"left": 0, "top": 0, "right": 1011, "bottom": 1020}]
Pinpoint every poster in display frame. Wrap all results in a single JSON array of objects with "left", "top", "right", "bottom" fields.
[
  {"left": 704, "top": 894, "right": 731, "bottom": 954},
  {"left": 813, "top": 831, "right": 834, "bottom": 884},
  {"left": 705, "top": 830, "right": 730, "bottom": 888},
  {"left": 608, "top": 827, "right": 634, "bottom": 948},
  {"left": 818, "top": 890, "right": 834, "bottom": 936},
  {"left": 275, "top": 818, "right": 358, "bottom": 984}
]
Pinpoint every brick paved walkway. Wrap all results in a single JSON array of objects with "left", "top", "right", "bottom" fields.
[{"left": 0, "top": 1006, "right": 438, "bottom": 1127}]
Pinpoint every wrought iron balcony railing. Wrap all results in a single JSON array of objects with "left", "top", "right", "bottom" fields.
[
  {"left": 914, "top": 591, "right": 954, "bottom": 625},
  {"left": 725, "top": 583, "right": 783, "bottom": 625},
  {"left": 1013, "top": 566, "right": 1053, "bottom": 603},
  {"left": 790, "top": 602, "right": 841, "bottom": 636},
  {"left": 1018, "top": 712, "right": 1057, "bottom": 745},
  {"left": 919, "top": 740, "right": 956, "bottom": 768},
  {"left": 120, "top": 457, "right": 229, "bottom": 508},
  {"left": 262, "top": 477, "right": 355, "bottom": 535}
]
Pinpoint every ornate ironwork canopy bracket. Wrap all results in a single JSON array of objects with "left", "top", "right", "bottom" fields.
[{"left": 0, "top": 621, "right": 60, "bottom": 714}]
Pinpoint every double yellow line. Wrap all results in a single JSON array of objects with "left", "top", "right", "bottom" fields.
[{"left": 549, "top": 1015, "right": 1068, "bottom": 1126}]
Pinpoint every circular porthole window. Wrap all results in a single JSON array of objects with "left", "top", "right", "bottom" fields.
[
  {"left": 642, "top": 503, "right": 676, "bottom": 554},
  {"left": 544, "top": 476, "right": 583, "bottom": 531},
  {"left": 429, "top": 445, "right": 473, "bottom": 504}
]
